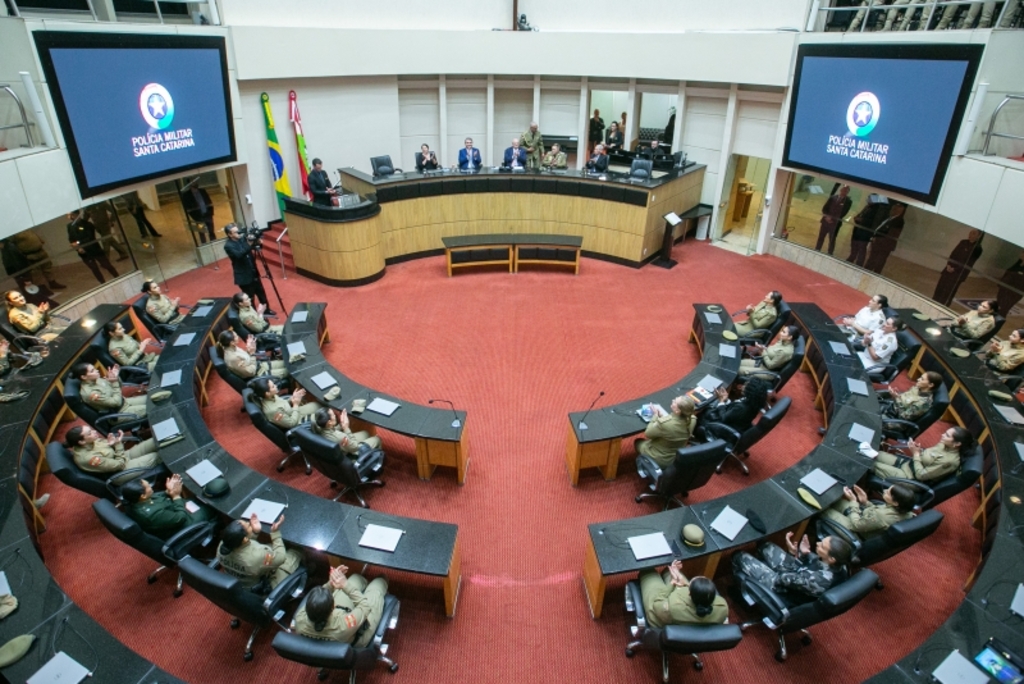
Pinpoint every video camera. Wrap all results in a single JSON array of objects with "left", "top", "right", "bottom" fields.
[{"left": 226, "top": 222, "right": 268, "bottom": 249}]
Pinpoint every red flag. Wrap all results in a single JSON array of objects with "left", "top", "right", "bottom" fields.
[{"left": 289, "top": 91, "right": 311, "bottom": 200}]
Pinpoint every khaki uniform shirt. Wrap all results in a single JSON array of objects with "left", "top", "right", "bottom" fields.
[
  {"left": 825, "top": 500, "right": 913, "bottom": 539},
  {"left": 219, "top": 530, "right": 298, "bottom": 590},
  {"left": 8, "top": 304, "right": 48, "bottom": 334},
  {"left": 82, "top": 377, "right": 125, "bottom": 412},
  {"left": 734, "top": 302, "right": 777, "bottom": 337},
  {"left": 876, "top": 444, "right": 960, "bottom": 482},
  {"left": 739, "top": 339, "right": 794, "bottom": 377},
  {"left": 952, "top": 311, "right": 995, "bottom": 339},
  {"left": 521, "top": 129, "right": 545, "bottom": 169},
  {"left": 893, "top": 387, "right": 932, "bottom": 420},
  {"left": 987, "top": 344, "right": 1024, "bottom": 372},
  {"left": 0, "top": 350, "right": 9, "bottom": 375},
  {"left": 224, "top": 345, "right": 264, "bottom": 379},
  {"left": 541, "top": 151, "right": 567, "bottom": 169},
  {"left": 146, "top": 294, "right": 184, "bottom": 325},
  {"left": 261, "top": 395, "right": 320, "bottom": 429},
  {"left": 294, "top": 582, "right": 372, "bottom": 644},
  {"left": 71, "top": 438, "right": 158, "bottom": 473},
  {"left": 641, "top": 571, "right": 728, "bottom": 629},
  {"left": 637, "top": 413, "right": 697, "bottom": 468},
  {"left": 239, "top": 307, "right": 270, "bottom": 333},
  {"left": 109, "top": 335, "right": 158, "bottom": 371}
]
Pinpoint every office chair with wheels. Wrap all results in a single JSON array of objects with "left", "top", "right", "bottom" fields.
[
  {"left": 370, "top": 156, "right": 401, "bottom": 177},
  {"left": 879, "top": 382, "right": 949, "bottom": 441},
  {"left": 272, "top": 593, "right": 400, "bottom": 682},
  {"left": 947, "top": 314, "right": 1005, "bottom": 351},
  {"left": 629, "top": 159, "right": 653, "bottom": 180},
  {"left": 227, "top": 306, "right": 281, "bottom": 354},
  {"left": 635, "top": 440, "right": 726, "bottom": 510},
  {"left": 868, "top": 442, "right": 983, "bottom": 512},
  {"left": 737, "top": 335, "right": 806, "bottom": 394},
  {"left": 63, "top": 377, "right": 148, "bottom": 436},
  {"left": 0, "top": 318, "right": 49, "bottom": 355},
  {"left": 92, "top": 499, "right": 216, "bottom": 597},
  {"left": 703, "top": 396, "right": 792, "bottom": 475},
  {"left": 87, "top": 328, "right": 152, "bottom": 385},
  {"left": 736, "top": 568, "right": 878, "bottom": 662},
  {"left": 44, "top": 441, "right": 165, "bottom": 501},
  {"left": 623, "top": 581, "right": 742, "bottom": 682},
  {"left": 210, "top": 345, "right": 279, "bottom": 397},
  {"left": 241, "top": 388, "right": 311, "bottom": 474},
  {"left": 865, "top": 329, "right": 920, "bottom": 386},
  {"left": 288, "top": 425, "right": 385, "bottom": 507},
  {"left": 178, "top": 555, "right": 307, "bottom": 662},
  {"left": 131, "top": 296, "right": 185, "bottom": 343},
  {"left": 735, "top": 299, "right": 792, "bottom": 345}
]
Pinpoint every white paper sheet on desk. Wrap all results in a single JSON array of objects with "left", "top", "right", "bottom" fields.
[
  {"left": 1015, "top": 443, "right": 1024, "bottom": 462},
  {"left": 848, "top": 423, "right": 875, "bottom": 444},
  {"left": 241, "top": 498, "right": 287, "bottom": 525},
  {"left": 291, "top": 310, "right": 308, "bottom": 323},
  {"left": 846, "top": 378, "right": 869, "bottom": 396},
  {"left": 710, "top": 505, "right": 748, "bottom": 541},
  {"left": 704, "top": 312, "right": 722, "bottom": 324},
  {"left": 930, "top": 650, "right": 988, "bottom": 684},
  {"left": 286, "top": 341, "right": 306, "bottom": 357},
  {"left": 627, "top": 532, "right": 672, "bottom": 561},
  {"left": 173, "top": 332, "right": 196, "bottom": 347},
  {"left": 152, "top": 417, "right": 181, "bottom": 442},
  {"left": 160, "top": 369, "right": 182, "bottom": 388},
  {"left": 0, "top": 570, "right": 10, "bottom": 596},
  {"left": 367, "top": 397, "right": 400, "bottom": 416},
  {"left": 185, "top": 500, "right": 201, "bottom": 514},
  {"left": 191, "top": 305, "right": 213, "bottom": 318},
  {"left": 996, "top": 405, "right": 1024, "bottom": 425},
  {"left": 698, "top": 375, "right": 723, "bottom": 392},
  {"left": 359, "top": 523, "right": 405, "bottom": 552},
  {"left": 27, "top": 652, "right": 90, "bottom": 684},
  {"left": 1011, "top": 584, "right": 1024, "bottom": 617},
  {"left": 186, "top": 459, "right": 222, "bottom": 486},
  {"left": 311, "top": 371, "right": 337, "bottom": 390},
  {"left": 829, "top": 340, "right": 851, "bottom": 356},
  {"left": 800, "top": 468, "right": 838, "bottom": 495},
  {"left": 719, "top": 344, "right": 737, "bottom": 358}
]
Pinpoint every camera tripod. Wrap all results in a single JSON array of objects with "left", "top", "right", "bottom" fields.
[{"left": 249, "top": 224, "right": 286, "bottom": 315}]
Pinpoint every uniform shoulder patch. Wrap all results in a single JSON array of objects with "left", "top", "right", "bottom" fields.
[
  {"left": 263, "top": 552, "right": 275, "bottom": 566},
  {"left": 344, "top": 613, "right": 359, "bottom": 629},
  {"left": 89, "top": 455, "right": 103, "bottom": 466}
]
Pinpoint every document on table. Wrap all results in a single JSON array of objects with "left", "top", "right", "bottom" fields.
[
  {"left": 930, "top": 650, "right": 988, "bottom": 684},
  {"left": 286, "top": 341, "right": 306, "bottom": 357},
  {"left": 27, "top": 652, "right": 91, "bottom": 684},
  {"left": 191, "top": 305, "right": 213, "bottom": 318},
  {"left": 627, "top": 532, "right": 672, "bottom": 561},
  {"left": 173, "top": 332, "right": 196, "bottom": 346},
  {"left": 291, "top": 310, "right": 308, "bottom": 323},
  {"left": 719, "top": 344, "right": 737, "bottom": 358},
  {"left": 0, "top": 570, "right": 9, "bottom": 596},
  {"left": 1011, "top": 583, "right": 1024, "bottom": 618},
  {"left": 1015, "top": 443, "right": 1024, "bottom": 462},
  {"left": 710, "top": 505, "right": 748, "bottom": 541},
  {"left": 698, "top": 375, "right": 723, "bottom": 392},
  {"left": 846, "top": 378, "right": 869, "bottom": 396},
  {"left": 241, "top": 498, "right": 287, "bottom": 525},
  {"left": 829, "top": 341, "right": 851, "bottom": 356},
  {"left": 367, "top": 397, "right": 400, "bottom": 416},
  {"left": 311, "top": 371, "right": 337, "bottom": 390},
  {"left": 848, "top": 423, "right": 875, "bottom": 444},
  {"left": 186, "top": 459, "right": 223, "bottom": 486},
  {"left": 152, "top": 417, "right": 181, "bottom": 442},
  {"left": 359, "top": 523, "right": 405, "bottom": 552},
  {"left": 704, "top": 312, "right": 722, "bottom": 325},
  {"left": 160, "top": 369, "right": 182, "bottom": 388},
  {"left": 800, "top": 468, "right": 838, "bottom": 495},
  {"left": 995, "top": 405, "right": 1024, "bottom": 426}
]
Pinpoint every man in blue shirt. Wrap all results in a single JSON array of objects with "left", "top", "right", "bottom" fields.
[{"left": 458, "top": 138, "right": 482, "bottom": 170}]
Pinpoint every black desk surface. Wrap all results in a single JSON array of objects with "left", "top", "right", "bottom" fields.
[
  {"left": 442, "top": 233, "right": 583, "bottom": 249},
  {"left": 283, "top": 303, "right": 466, "bottom": 442},
  {"left": 149, "top": 300, "right": 459, "bottom": 578}
]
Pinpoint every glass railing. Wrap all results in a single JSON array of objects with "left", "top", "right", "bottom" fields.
[{"left": 812, "top": 0, "right": 1021, "bottom": 32}]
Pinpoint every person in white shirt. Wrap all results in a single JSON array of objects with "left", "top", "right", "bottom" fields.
[
  {"left": 858, "top": 316, "right": 902, "bottom": 369},
  {"left": 840, "top": 294, "right": 887, "bottom": 342}
]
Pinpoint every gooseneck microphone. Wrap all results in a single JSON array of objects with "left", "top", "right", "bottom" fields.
[
  {"left": 429, "top": 399, "right": 461, "bottom": 428},
  {"left": 578, "top": 391, "right": 605, "bottom": 431}
]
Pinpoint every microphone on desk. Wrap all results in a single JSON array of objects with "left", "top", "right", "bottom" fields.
[
  {"left": 429, "top": 399, "right": 461, "bottom": 428},
  {"left": 578, "top": 391, "right": 605, "bottom": 431}
]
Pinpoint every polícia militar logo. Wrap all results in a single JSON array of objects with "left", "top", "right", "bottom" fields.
[
  {"left": 139, "top": 83, "right": 175, "bottom": 131},
  {"left": 846, "top": 92, "right": 880, "bottom": 137}
]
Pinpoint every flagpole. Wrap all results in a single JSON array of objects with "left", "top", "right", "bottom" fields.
[{"left": 289, "top": 91, "right": 312, "bottom": 201}]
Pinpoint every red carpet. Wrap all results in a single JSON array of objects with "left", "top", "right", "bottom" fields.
[{"left": 38, "top": 241, "right": 979, "bottom": 683}]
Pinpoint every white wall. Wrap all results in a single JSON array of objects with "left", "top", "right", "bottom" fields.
[
  {"left": 733, "top": 99, "right": 781, "bottom": 160},
  {"left": 492, "top": 88, "right": 533, "bottom": 162},
  {"left": 639, "top": 93, "right": 676, "bottom": 130},
  {"left": 682, "top": 95, "right": 728, "bottom": 204},
  {"left": 446, "top": 87, "right": 487, "bottom": 167},
  {"left": 538, "top": 88, "right": 580, "bottom": 137},
  {"left": 399, "top": 88, "right": 440, "bottom": 170}
]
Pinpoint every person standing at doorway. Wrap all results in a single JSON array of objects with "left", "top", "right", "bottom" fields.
[
  {"left": 814, "top": 184, "right": 852, "bottom": 255},
  {"left": 87, "top": 203, "right": 130, "bottom": 262},
  {"left": 126, "top": 195, "right": 162, "bottom": 239},
  {"left": 588, "top": 109, "right": 605, "bottom": 157},
  {"left": 180, "top": 178, "right": 216, "bottom": 244},
  {"left": 67, "top": 210, "right": 119, "bottom": 284}
]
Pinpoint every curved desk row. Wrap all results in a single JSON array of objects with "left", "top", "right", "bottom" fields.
[
  {"left": 1, "top": 305, "right": 187, "bottom": 683},
  {"left": 581, "top": 303, "right": 883, "bottom": 620},
  {"left": 282, "top": 303, "right": 469, "bottom": 486},
  {"left": 281, "top": 165, "right": 706, "bottom": 286},
  {"left": 146, "top": 300, "right": 463, "bottom": 617}
]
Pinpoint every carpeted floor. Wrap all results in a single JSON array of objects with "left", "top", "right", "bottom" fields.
[{"left": 38, "top": 240, "right": 979, "bottom": 683}]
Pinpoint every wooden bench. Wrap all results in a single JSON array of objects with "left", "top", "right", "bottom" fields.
[{"left": 442, "top": 234, "right": 582, "bottom": 276}]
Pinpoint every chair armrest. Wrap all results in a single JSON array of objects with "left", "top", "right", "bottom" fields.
[
  {"left": 737, "top": 328, "right": 772, "bottom": 344},
  {"left": 815, "top": 517, "right": 862, "bottom": 557},
  {"left": 625, "top": 581, "right": 645, "bottom": 618},
  {"left": 635, "top": 454, "right": 662, "bottom": 482},
  {"left": 738, "top": 575, "right": 790, "bottom": 629},
  {"left": 264, "top": 567, "right": 308, "bottom": 623},
  {"left": 373, "top": 595, "right": 400, "bottom": 645},
  {"left": 162, "top": 521, "right": 217, "bottom": 562},
  {"left": 119, "top": 366, "right": 151, "bottom": 384},
  {"left": 94, "top": 413, "right": 148, "bottom": 432},
  {"left": 354, "top": 444, "right": 384, "bottom": 467},
  {"left": 702, "top": 422, "right": 742, "bottom": 447},
  {"left": 881, "top": 418, "right": 919, "bottom": 439}
]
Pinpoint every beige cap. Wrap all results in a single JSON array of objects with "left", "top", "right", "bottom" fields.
[{"left": 681, "top": 524, "right": 705, "bottom": 547}]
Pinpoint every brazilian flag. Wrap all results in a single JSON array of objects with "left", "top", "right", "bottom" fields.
[{"left": 261, "top": 93, "right": 292, "bottom": 215}]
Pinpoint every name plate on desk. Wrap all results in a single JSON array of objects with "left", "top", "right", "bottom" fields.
[
  {"left": 704, "top": 312, "right": 722, "bottom": 325},
  {"left": 367, "top": 397, "right": 400, "bottom": 416},
  {"left": 846, "top": 378, "right": 869, "bottom": 396},
  {"left": 710, "top": 505, "right": 748, "bottom": 541},
  {"left": 848, "top": 423, "right": 875, "bottom": 444},
  {"left": 311, "top": 371, "right": 337, "bottom": 390},
  {"left": 191, "top": 305, "right": 213, "bottom": 318},
  {"left": 160, "top": 369, "right": 182, "bottom": 388},
  {"left": 995, "top": 405, "right": 1024, "bottom": 426},
  {"left": 697, "top": 374, "right": 723, "bottom": 392},
  {"left": 27, "top": 652, "right": 90, "bottom": 684},
  {"left": 152, "top": 417, "right": 181, "bottom": 442},
  {"left": 359, "top": 523, "right": 404, "bottom": 552},
  {"left": 829, "top": 341, "right": 851, "bottom": 356},
  {"left": 719, "top": 344, "right": 737, "bottom": 359},
  {"left": 627, "top": 532, "right": 672, "bottom": 561},
  {"left": 173, "top": 332, "right": 196, "bottom": 347},
  {"left": 186, "top": 459, "right": 222, "bottom": 487},
  {"left": 241, "top": 498, "right": 287, "bottom": 525},
  {"left": 291, "top": 310, "right": 308, "bottom": 323},
  {"left": 286, "top": 341, "right": 307, "bottom": 359},
  {"left": 800, "top": 468, "right": 838, "bottom": 495}
]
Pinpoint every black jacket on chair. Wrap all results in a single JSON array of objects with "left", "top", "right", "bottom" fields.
[{"left": 702, "top": 398, "right": 760, "bottom": 435}]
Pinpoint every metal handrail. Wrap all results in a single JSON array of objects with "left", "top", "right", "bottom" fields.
[
  {"left": 982, "top": 94, "right": 1024, "bottom": 155},
  {"left": 0, "top": 85, "right": 34, "bottom": 148},
  {"left": 275, "top": 227, "right": 289, "bottom": 280}
]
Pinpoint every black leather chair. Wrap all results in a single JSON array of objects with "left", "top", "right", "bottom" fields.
[
  {"left": 272, "top": 593, "right": 400, "bottom": 681},
  {"left": 737, "top": 568, "right": 879, "bottom": 662},
  {"left": 624, "top": 580, "right": 742, "bottom": 681},
  {"left": 63, "top": 376, "right": 148, "bottom": 436},
  {"left": 131, "top": 296, "right": 184, "bottom": 343},
  {"left": 370, "top": 155, "right": 401, "bottom": 177},
  {"left": 45, "top": 442, "right": 168, "bottom": 501},
  {"left": 629, "top": 158, "right": 653, "bottom": 180},
  {"left": 241, "top": 387, "right": 311, "bottom": 474},
  {"left": 947, "top": 314, "right": 1005, "bottom": 351},
  {"left": 879, "top": 382, "right": 949, "bottom": 441},
  {"left": 0, "top": 317, "right": 48, "bottom": 355},
  {"left": 635, "top": 440, "right": 727, "bottom": 509},
  {"left": 288, "top": 425, "right": 385, "bottom": 507},
  {"left": 226, "top": 306, "right": 281, "bottom": 353},
  {"left": 704, "top": 396, "right": 791, "bottom": 475},
  {"left": 86, "top": 327, "right": 151, "bottom": 385},
  {"left": 177, "top": 555, "right": 307, "bottom": 661},
  {"left": 817, "top": 509, "right": 943, "bottom": 588},
  {"left": 738, "top": 335, "right": 806, "bottom": 393},
  {"left": 865, "top": 329, "right": 921, "bottom": 386},
  {"left": 870, "top": 442, "right": 983, "bottom": 511},
  {"left": 92, "top": 498, "right": 216, "bottom": 597},
  {"left": 210, "top": 345, "right": 248, "bottom": 396},
  {"left": 735, "top": 299, "right": 792, "bottom": 345}
]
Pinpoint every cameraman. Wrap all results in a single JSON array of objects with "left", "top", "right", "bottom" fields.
[{"left": 223, "top": 223, "right": 274, "bottom": 315}]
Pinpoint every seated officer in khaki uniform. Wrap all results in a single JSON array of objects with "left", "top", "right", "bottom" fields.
[
  {"left": 950, "top": 299, "right": 998, "bottom": 340},
  {"left": 5, "top": 290, "right": 65, "bottom": 340},
  {"left": 217, "top": 513, "right": 303, "bottom": 591},
  {"left": 312, "top": 407, "right": 382, "bottom": 456},
  {"left": 218, "top": 330, "right": 287, "bottom": 380},
  {"left": 733, "top": 290, "right": 781, "bottom": 338},
  {"left": 232, "top": 292, "right": 283, "bottom": 335},
  {"left": 640, "top": 561, "right": 728, "bottom": 628},
  {"left": 985, "top": 329, "right": 1024, "bottom": 373},
  {"left": 72, "top": 362, "right": 148, "bottom": 420},
  {"left": 105, "top": 321, "right": 159, "bottom": 372},
  {"left": 634, "top": 396, "right": 697, "bottom": 469},
  {"left": 822, "top": 483, "right": 915, "bottom": 540},
  {"left": 293, "top": 564, "right": 388, "bottom": 647},
  {"left": 881, "top": 371, "right": 940, "bottom": 422},
  {"left": 739, "top": 325, "right": 797, "bottom": 379},
  {"left": 141, "top": 280, "right": 185, "bottom": 325},
  {"left": 252, "top": 377, "right": 321, "bottom": 429},
  {"left": 540, "top": 143, "right": 567, "bottom": 170},
  {"left": 64, "top": 425, "right": 160, "bottom": 474},
  {"left": 121, "top": 474, "right": 215, "bottom": 540},
  {"left": 874, "top": 427, "right": 973, "bottom": 483}
]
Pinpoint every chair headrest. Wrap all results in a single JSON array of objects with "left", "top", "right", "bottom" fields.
[{"left": 93, "top": 499, "right": 142, "bottom": 539}]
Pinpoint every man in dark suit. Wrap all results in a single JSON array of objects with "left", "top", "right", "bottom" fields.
[
  {"left": 586, "top": 144, "right": 609, "bottom": 173},
  {"left": 458, "top": 138, "right": 482, "bottom": 171},
  {"left": 223, "top": 223, "right": 273, "bottom": 314},
  {"left": 503, "top": 138, "right": 527, "bottom": 170},
  {"left": 307, "top": 158, "right": 336, "bottom": 206},
  {"left": 639, "top": 140, "right": 667, "bottom": 160},
  {"left": 67, "top": 210, "right": 118, "bottom": 284},
  {"left": 180, "top": 178, "right": 216, "bottom": 243}
]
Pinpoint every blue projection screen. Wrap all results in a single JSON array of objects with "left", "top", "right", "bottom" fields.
[
  {"left": 782, "top": 44, "right": 982, "bottom": 205},
  {"left": 34, "top": 32, "right": 236, "bottom": 198}
]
